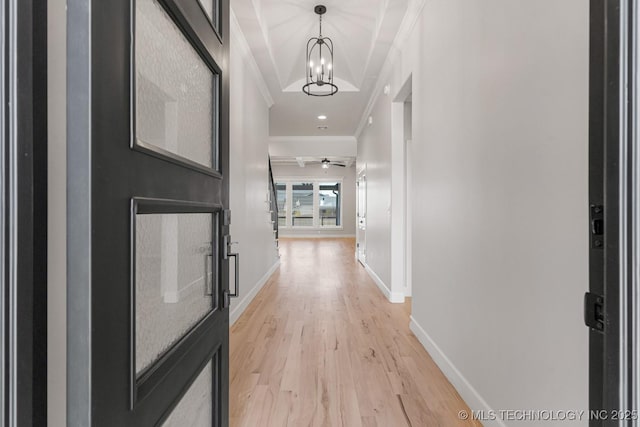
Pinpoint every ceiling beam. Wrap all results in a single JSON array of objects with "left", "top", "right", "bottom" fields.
[{"left": 269, "top": 136, "right": 357, "bottom": 158}]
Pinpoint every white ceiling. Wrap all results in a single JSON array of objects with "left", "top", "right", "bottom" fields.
[
  {"left": 231, "top": 0, "right": 410, "bottom": 136},
  {"left": 268, "top": 135, "right": 356, "bottom": 166},
  {"left": 270, "top": 156, "right": 355, "bottom": 168}
]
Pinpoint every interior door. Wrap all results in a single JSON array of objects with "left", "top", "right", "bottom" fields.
[
  {"left": 67, "top": 0, "right": 232, "bottom": 425},
  {"left": 356, "top": 168, "right": 367, "bottom": 264}
]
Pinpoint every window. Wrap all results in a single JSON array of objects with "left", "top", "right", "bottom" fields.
[
  {"left": 275, "top": 180, "right": 343, "bottom": 229},
  {"left": 291, "top": 183, "right": 314, "bottom": 227},
  {"left": 319, "top": 183, "right": 340, "bottom": 226}
]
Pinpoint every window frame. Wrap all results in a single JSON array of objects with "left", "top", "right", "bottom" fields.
[{"left": 274, "top": 177, "right": 344, "bottom": 231}]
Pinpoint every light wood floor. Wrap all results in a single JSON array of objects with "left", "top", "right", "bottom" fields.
[{"left": 230, "top": 238, "right": 481, "bottom": 427}]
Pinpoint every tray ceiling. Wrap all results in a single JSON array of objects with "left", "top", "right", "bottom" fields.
[{"left": 231, "top": 0, "right": 410, "bottom": 136}]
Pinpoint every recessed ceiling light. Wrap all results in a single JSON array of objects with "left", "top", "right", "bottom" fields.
[{"left": 317, "top": 115, "right": 327, "bottom": 120}]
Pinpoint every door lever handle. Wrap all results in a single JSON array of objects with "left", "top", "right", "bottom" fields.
[
  {"left": 227, "top": 252, "right": 239, "bottom": 298},
  {"left": 223, "top": 236, "right": 240, "bottom": 308}
]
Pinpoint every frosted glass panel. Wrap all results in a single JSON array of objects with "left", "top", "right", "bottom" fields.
[
  {"left": 136, "top": 213, "right": 215, "bottom": 374},
  {"left": 163, "top": 360, "right": 213, "bottom": 427},
  {"left": 135, "top": 0, "right": 217, "bottom": 169}
]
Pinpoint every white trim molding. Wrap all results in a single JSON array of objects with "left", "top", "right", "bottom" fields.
[
  {"left": 355, "top": 0, "right": 426, "bottom": 138},
  {"left": 273, "top": 178, "right": 345, "bottom": 230},
  {"left": 279, "top": 234, "right": 355, "bottom": 239},
  {"left": 269, "top": 136, "right": 357, "bottom": 159},
  {"left": 230, "top": 259, "right": 280, "bottom": 326},
  {"left": 364, "top": 263, "right": 404, "bottom": 303},
  {"left": 274, "top": 176, "right": 346, "bottom": 182},
  {"left": 269, "top": 136, "right": 358, "bottom": 144},
  {"left": 409, "top": 316, "right": 505, "bottom": 427}
]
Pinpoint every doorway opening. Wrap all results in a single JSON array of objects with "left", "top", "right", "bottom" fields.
[
  {"left": 356, "top": 167, "right": 367, "bottom": 264},
  {"left": 391, "top": 75, "right": 412, "bottom": 298},
  {"left": 403, "top": 93, "right": 412, "bottom": 299}
]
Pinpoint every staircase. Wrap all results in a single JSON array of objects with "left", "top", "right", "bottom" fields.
[{"left": 267, "top": 158, "right": 280, "bottom": 256}]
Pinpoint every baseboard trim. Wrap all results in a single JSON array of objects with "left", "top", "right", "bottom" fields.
[
  {"left": 363, "top": 263, "right": 404, "bottom": 303},
  {"left": 409, "top": 316, "right": 505, "bottom": 427},
  {"left": 230, "top": 259, "right": 280, "bottom": 326}
]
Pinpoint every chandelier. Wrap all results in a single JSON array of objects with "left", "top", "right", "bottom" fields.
[{"left": 303, "top": 5, "right": 338, "bottom": 96}]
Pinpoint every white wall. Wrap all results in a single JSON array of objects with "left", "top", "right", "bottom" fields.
[
  {"left": 229, "top": 12, "right": 280, "bottom": 324},
  {"left": 269, "top": 136, "right": 357, "bottom": 158},
  {"left": 357, "top": 90, "right": 393, "bottom": 292},
  {"left": 271, "top": 164, "right": 357, "bottom": 237},
  {"left": 358, "top": 0, "right": 589, "bottom": 425},
  {"left": 48, "top": 0, "right": 66, "bottom": 424}
]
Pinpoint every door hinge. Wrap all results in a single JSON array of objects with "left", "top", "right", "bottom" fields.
[
  {"left": 584, "top": 292, "right": 605, "bottom": 332},
  {"left": 590, "top": 205, "right": 604, "bottom": 249}
]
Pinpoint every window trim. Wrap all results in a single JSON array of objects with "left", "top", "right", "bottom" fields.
[{"left": 274, "top": 177, "right": 344, "bottom": 230}]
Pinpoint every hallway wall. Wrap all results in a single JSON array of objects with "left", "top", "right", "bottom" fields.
[
  {"left": 271, "top": 164, "right": 357, "bottom": 237},
  {"left": 357, "top": 96, "right": 393, "bottom": 290},
  {"left": 358, "top": 0, "right": 589, "bottom": 425},
  {"left": 229, "top": 12, "right": 280, "bottom": 324}
]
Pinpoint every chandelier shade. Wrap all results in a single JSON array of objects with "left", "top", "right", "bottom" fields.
[{"left": 302, "top": 5, "right": 338, "bottom": 97}]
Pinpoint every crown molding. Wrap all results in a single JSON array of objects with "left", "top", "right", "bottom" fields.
[
  {"left": 269, "top": 136, "right": 357, "bottom": 144},
  {"left": 269, "top": 136, "right": 357, "bottom": 158},
  {"left": 355, "top": 0, "right": 426, "bottom": 138}
]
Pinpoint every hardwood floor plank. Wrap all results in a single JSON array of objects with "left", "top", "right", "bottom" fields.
[{"left": 230, "top": 238, "right": 481, "bottom": 427}]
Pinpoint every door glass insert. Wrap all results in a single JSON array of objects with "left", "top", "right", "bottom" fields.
[
  {"left": 291, "top": 183, "right": 314, "bottom": 227},
  {"left": 135, "top": 212, "right": 216, "bottom": 375},
  {"left": 162, "top": 360, "right": 213, "bottom": 427},
  {"left": 135, "top": 0, "right": 219, "bottom": 170}
]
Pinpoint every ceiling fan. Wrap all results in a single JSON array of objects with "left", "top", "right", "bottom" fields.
[{"left": 308, "top": 158, "right": 346, "bottom": 169}]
